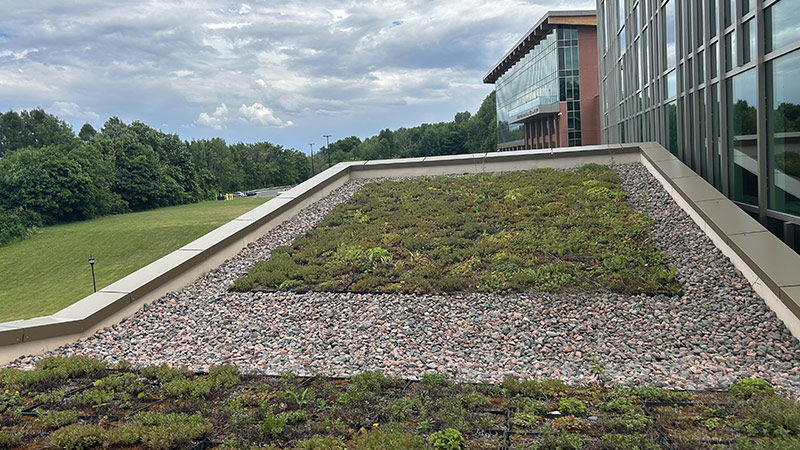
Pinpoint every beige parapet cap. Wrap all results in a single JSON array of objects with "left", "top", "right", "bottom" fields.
[
  {"left": 728, "top": 231, "right": 800, "bottom": 295},
  {"left": 671, "top": 176, "right": 728, "bottom": 203},
  {"left": 50, "top": 291, "right": 132, "bottom": 327},
  {"left": 99, "top": 248, "right": 205, "bottom": 302},
  {"left": 232, "top": 197, "right": 295, "bottom": 223},
  {"left": 0, "top": 325, "right": 23, "bottom": 346},
  {"left": 652, "top": 159, "right": 699, "bottom": 179},
  {"left": 422, "top": 153, "right": 486, "bottom": 163},
  {"left": 362, "top": 157, "right": 427, "bottom": 166},
  {"left": 639, "top": 143, "right": 680, "bottom": 163},
  {"left": 781, "top": 286, "right": 800, "bottom": 318},
  {"left": 277, "top": 163, "right": 355, "bottom": 200},
  {"left": 693, "top": 199, "right": 765, "bottom": 238},
  {"left": 0, "top": 316, "right": 82, "bottom": 342}
]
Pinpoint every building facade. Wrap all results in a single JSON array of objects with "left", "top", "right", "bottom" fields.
[
  {"left": 484, "top": 11, "right": 600, "bottom": 151},
  {"left": 598, "top": 0, "right": 800, "bottom": 251}
]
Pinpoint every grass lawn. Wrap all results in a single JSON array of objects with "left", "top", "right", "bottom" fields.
[
  {"left": 0, "top": 197, "right": 269, "bottom": 323},
  {"left": 0, "top": 357, "right": 798, "bottom": 449},
  {"left": 235, "top": 165, "right": 681, "bottom": 295}
]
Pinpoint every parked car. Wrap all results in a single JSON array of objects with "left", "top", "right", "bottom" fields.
[
  {"left": 245, "top": 191, "right": 256, "bottom": 196},
  {"left": 233, "top": 191, "right": 247, "bottom": 198}
]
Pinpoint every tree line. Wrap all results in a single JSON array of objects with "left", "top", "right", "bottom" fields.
[
  {"left": 311, "top": 91, "right": 497, "bottom": 171},
  {"left": 0, "top": 112, "right": 311, "bottom": 245},
  {"left": 0, "top": 91, "right": 496, "bottom": 246}
]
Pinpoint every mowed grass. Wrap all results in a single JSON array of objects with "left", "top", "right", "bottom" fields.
[{"left": 0, "top": 197, "right": 269, "bottom": 322}]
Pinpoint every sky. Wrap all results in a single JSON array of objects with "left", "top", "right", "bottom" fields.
[{"left": 0, "top": 0, "right": 594, "bottom": 153}]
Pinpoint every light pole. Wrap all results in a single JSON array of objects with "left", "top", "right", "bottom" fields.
[
  {"left": 309, "top": 143, "right": 315, "bottom": 175},
  {"left": 88, "top": 256, "right": 96, "bottom": 293},
  {"left": 323, "top": 134, "right": 332, "bottom": 168}
]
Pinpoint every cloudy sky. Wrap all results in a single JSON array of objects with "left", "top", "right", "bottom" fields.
[{"left": 0, "top": 0, "right": 594, "bottom": 152}]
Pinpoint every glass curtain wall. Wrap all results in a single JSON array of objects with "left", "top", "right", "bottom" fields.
[
  {"left": 597, "top": 0, "right": 800, "bottom": 250},
  {"left": 495, "top": 32, "right": 559, "bottom": 146},
  {"left": 558, "top": 27, "right": 583, "bottom": 146}
]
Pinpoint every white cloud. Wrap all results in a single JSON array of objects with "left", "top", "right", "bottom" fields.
[
  {"left": 196, "top": 103, "right": 229, "bottom": 130},
  {"left": 0, "top": 48, "right": 38, "bottom": 60},
  {"left": 50, "top": 101, "right": 99, "bottom": 119},
  {"left": 197, "top": 102, "right": 292, "bottom": 129},
  {"left": 239, "top": 103, "right": 292, "bottom": 127}
]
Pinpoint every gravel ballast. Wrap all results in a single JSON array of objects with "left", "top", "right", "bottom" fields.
[{"left": 6, "top": 163, "right": 800, "bottom": 396}]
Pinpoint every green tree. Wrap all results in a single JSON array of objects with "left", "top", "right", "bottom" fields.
[
  {"left": 78, "top": 123, "right": 98, "bottom": 141},
  {"left": 0, "top": 146, "right": 95, "bottom": 223}
]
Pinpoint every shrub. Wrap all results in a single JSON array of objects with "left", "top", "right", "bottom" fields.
[
  {"left": 551, "top": 416, "right": 587, "bottom": 433},
  {"left": 427, "top": 428, "right": 465, "bottom": 450},
  {"left": 734, "top": 419, "right": 786, "bottom": 438},
  {"left": 601, "top": 396, "right": 636, "bottom": 414},
  {"left": 35, "top": 356, "right": 107, "bottom": 379},
  {"left": 139, "top": 363, "right": 192, "bottom": 383},
  {"left": 730, "top": 379, "right": 774, "bottom": 399},
  {"left": 295, "top": 435, "right": 346, "bottom": 450},
  {"left": 126, "top": 412, "right": 213, "bottom": 449},
  {"left": 536, "top": 432, "right": 583, "bottom": 450},
  {"left": 38, "top": 409, "right": 78, "bottom": 429},
  {"left": 603, "top": 413, "right": 650, "bottom": 433},
  {"left": 0, "top": 428, "right": 22, "bottom": 448},
  {"left": 734, "top": 437, "right": 800, "bottom": 450},
  {"left": 745, "top": 395, "right": 800, "bottom": 433},
  {"left": 558, "top": 397, "right": 586, "bottom": 415},
  {"left": 600, "top": 434, "right": 659, "bottom": 450},
  {"left": 48, "top": 424, "right": 105, "bottom": 450},
  {"left": 73, "top": 388, "right": 114, "bottom": 408},
  {"left": 632, "top": 387, "right": 691, "bottom": 402},
  {"left": 93, "top": 372, "right": 144, "bottom": 394},
  {"left": 348, "top": 428, "right": 425, "bottom": 450}
]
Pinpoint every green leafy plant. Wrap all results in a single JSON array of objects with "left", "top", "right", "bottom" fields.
[
  {"left": 37, "top": 409, "right": 78, "bottom": 430},
  {"left": 349, "top": 427, "right": 425, "bottom": 450},
  {"left": 295, "top": 435, "right": 346, "bottom": 450},
  {"left": 0, "top": 428, "right": 22, "bottom": 448},
  {"left": 558, "top": 397, "right": 586, "bottom": 415},
  {"left": 536, "top": 431, "right": 583, "bottom": 450},
  {"left": 603, "top": 413, "right": 650, "bottom": 433},
  {"left": 600, "top": 433, "right": 659, "bottom": 450},
  {"left": 730, "top": 379, "right": 774, "bottom": 399},
  {"left": 427, "top": 428, "right": 465, "bottom": 450},
  {"left": 48, "top": 424, "right": 105, "bottom": 450},
  {"left": 551, "top": 416, "right": 587, "bottom": 433}
]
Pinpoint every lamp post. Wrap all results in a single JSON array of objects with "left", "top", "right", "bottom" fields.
[
  {"left": 88, "top": 256, "right": 96, "bottom": 293},
  {"left": 309, "top": 143, "right": 315, "bottom": 174},
  {"left": 323, "top": 134, "right": 332, "bottom": 168}
]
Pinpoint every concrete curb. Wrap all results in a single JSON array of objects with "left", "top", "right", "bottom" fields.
[{"left": 1, "top": 144, "right": 798, "bottom": 364}]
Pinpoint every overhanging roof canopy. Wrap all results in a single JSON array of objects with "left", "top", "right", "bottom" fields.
[{"left": 483, "top": 10, "right": 597, "bottom": 85}]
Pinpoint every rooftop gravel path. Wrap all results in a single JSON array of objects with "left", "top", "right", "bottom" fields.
[{"left": 7, "top": 163, "right": 800, "bottom": 397}]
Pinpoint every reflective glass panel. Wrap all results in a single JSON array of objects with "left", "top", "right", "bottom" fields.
[
  {"left": 713, "top": 82, "right": 722, "bottom": 190},
  {"left": 665, "top": 0, "right": 676, "bottom": 68},
  {"left": 767, "top": 49, "right": 800, "bottom": 215},
  {"left": 743, "top": 19, "right": 756, "bottom": 64},
  {"left": 725, "top": 0, "right": 734, "bottom": 28},
  {"left": 711, "top": 42, "right": 719, "bottom": 79},
  {"left": 725, "top": 31, "right": 736, "bottom": 71},
  {"left": 727, "top": 68, "right": 759, "bottom": 205},
  {"left": 667, "top": 69, "right": 677, "bottom": 99},
  {"left": 667, "top": 100, "right": 678, "bottom": 155},
  {"left": 766, "top": 0, "right": 800, "bottom": 53}
]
